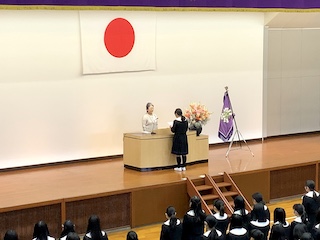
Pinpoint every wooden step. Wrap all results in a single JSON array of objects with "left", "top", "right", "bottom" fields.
[
  {"left": 202, "top": 194, "right": 220, "bottom": 201},
  {"left": 216, "top": 182, "right": 232, "bottom": 188},
  {"left": 196, "top": 185, "right": 213, "bottom": 191},
  {"left": 222, "top": 191, "right": 238, "bottom": 197}
]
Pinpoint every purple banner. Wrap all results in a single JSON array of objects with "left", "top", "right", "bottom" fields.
[
  {"left": 218, "top": 91, "right": 234, "bottom": 142},
  {"left": 1, "top": 0, "right": 320, "bottom": 8}
]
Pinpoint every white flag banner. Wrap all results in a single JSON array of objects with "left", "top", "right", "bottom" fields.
[{"left": 79, "top": 11, "right": 156, "bottom": 74}]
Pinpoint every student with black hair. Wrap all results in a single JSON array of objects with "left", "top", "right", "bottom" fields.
[
  {"left": 233, "top": 195, "right": 251, "bottom": 231},
  {"left": 252, "top": 193, "right": 270, "bottom": 221},
  {"left": 250, "top": 229, "right": 264, "bottom": 240},
  {"left": 182, "top": 196, "right": 207, "bottom": 240},
  {"left": 290, "top": 204, "right": 310, "bottom": 240},
  {"left": 227, "top": 214, "right": 249, "bottom": 240},
  {"left": 160, "top": 206, "right": 183, "bottom": 240},
  {"left": 302, "top": 180, "right": 320, "bottom": 229},
  {"left": 249, "top": 203, "right": 270, "bottom": 240},
  {"left": 213, "top": 199, "right": 230, "bottom": 236},
  {"left": 202, "top": 215, "right": 223, "bottom": 240},
  {"left": 171, "top": 108, "right": 189, "bottom": 172},
  {"left": 3, "top": 230, "right": 18, "bottom": 240},
  {"left": 32, "top": 221, "right": 55, "bottom": 240},
  {"left": 126, "top": 231, "right": 138, "bottom": 240},
  {"left": 60, "top": 220, "right": 76, "bottom": 240},
  {"left": 83, "top": 215, "right": 108, "bottom": 240},
  {"left": 269, "top": 208, "right": 290, "bottom": 240}
]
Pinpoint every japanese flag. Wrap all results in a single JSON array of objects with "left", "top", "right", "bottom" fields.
[{"left": 79, "top": 11, "right": 156, "bottom": 74}]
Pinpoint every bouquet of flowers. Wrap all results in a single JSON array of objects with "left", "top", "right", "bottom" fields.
[{"left": 184, "top": 103, "right": 211, "bottom": 126}]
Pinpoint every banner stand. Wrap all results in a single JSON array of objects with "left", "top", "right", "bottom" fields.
[{"left": 223, "top": 86, "right": 254, "bottom": 158}]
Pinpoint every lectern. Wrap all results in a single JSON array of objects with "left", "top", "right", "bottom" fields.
[{"left": 123, "top": 128, "right": 208, "bottom": 171}]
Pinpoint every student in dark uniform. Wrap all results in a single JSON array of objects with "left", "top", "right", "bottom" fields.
[
  {"left": 202, "top": 215, "right": 224, "bottom": 240},
  {"left": 249, "top": 203, "right": 270, "bottom": 240},
  {"left": 160, "top": 206, "right": 183, "bottom": 240},
  {"left": 126, "top": 231, "right": 138, "bottom": 240},
  {"left": 252, "top": 193, "right": 270, "bottom": 221},
  {"left": 83, "top": 215, "right": 108, "bottom": 240},
  {"left": 60, "top": 220, "right": 76, "bottom": 240},
  {"left": 227, "top": 214, "right": 249, "bottom": 240},
  {"left": 292, "top": 224, "right": 309, "bottom": 240},
  {"left": 182, "top": 196, "right": 207, "bottom": 240},
  {"left": 302, "top": 180, "right": 320, "bottom": 230},
  {"left": 290, "top": 204, "right": 309, "bottom": 240},
  {"left": 170, "top": 108, "right": 189, "bottom": 172},
  {"left": 269, "top": 208, "right": 290, "bottom": 240},
  {"left": 311, "top": 209, "right": 320, "bottom": 240},
  {"left": 4, "top": 230, "right": 18, "bottom": 240},
  {"left": 269, "top": 224, "right": 286, "bottom": 240},
  {"left": 213, "top": 199, "right": 230, "bottom": 236},
  {"left": 233, "top": 195, "right": 251, "bottom": 231},
  {"left": 32, "top": 221, "right": 55, "bottom": 240}
]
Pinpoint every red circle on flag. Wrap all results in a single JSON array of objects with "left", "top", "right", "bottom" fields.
[{"left": 104, "top": 18, "right": 135, "bottom": 58}]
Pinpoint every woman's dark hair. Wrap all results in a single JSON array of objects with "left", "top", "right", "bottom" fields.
[
  {"left": 306, "top": 180, "right": 318, "bottom": 200},
  {"left": 274, "top": 208, "right": 286, "bottom": 224},
  {"left": 166, "top": 206, "right": 178, "bottom": 230},
  {"left": 214, "top": 199, "right": 225, "bottom": 217},
  {"left": 126, "top": 231, "right": 138, "bottom": 240},
  {"left": 60, "top": 220, "right": 75, "bottom": 238},
  {"left": 86, "top": 215, "right": 104, "bottom": 240},
  {"left": 301, "top": 232, "right": 314, "bottom": 240},
  {"left": 205, "top": 215, "right": 219, "bottom": 240},
  {"left": 4, "top": 230, "right": 18, "bottom": 240},
  {"left": 33, "top": 221, "right": 50, "bottom": 240},
  {"left": 174, "top": 108, "right": 186, "bottom": 121},
  {"left": 250, "top": 229, "right": 264, "bottom": 240},
  {"left": 293, "top": 204, "right": 308, "bottom": 224},
  {"left": 146, "top": 102, "right": 153, "bottom": 111},
  {"left": 252, "top": 203, "right": 267, "bottom": 222},
  {"left": 66, "top": 232, "right": 80, "bottom": 240},
  {"left": 234, "top": 195, "right": 246, "bottom": 216},
  {"left": 293, "top": 224, "right": 308, "bottom": 240},
  {"left": 252, "top": 192, "right": 264, "bottom": 204},
  {"left": 270, "top": 224, "right": 286, "bottom": 240},
  {"left": 230, "top": 214, "right": 243, "bottom": 229},
  {"left": 190, "top": 196, "right": 206, "bottom": 222}
]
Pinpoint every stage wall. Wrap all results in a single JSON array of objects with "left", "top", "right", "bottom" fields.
[{"left": 0, "top": 10, "right": 264, "bottom": 168}]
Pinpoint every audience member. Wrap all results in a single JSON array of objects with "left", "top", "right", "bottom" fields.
[
  {"left": 227, "top": 214, "right": 249, "bottom": 240},
  {"left": 249, "top": 203, "right": 270, "bottom": 240},
  {"left": 160, "top": 206, "right": 182, "bottom": 240},
  {"left": 32, "top": 221, "right": 55, "bottom": 240},
  {"left": 126, "top": 231, "right": 138, "bottom": 240},
  {"left": 252, "top": 193, "right": 270, "bottom": 220},
  {"left": 292, "top": 224, "right": 308, "bottom": 240},
  {"left": 60, "top": 220, "right": 76, "bottom": 240},
  {"left": 83, "top": 215, "right": 108, "bottom": 240},
  {"left": 290, "top": 204, "right": 309, "bottom": 240},
  {"left": 182, "top": 196, "right": 207, "bottom": 240},
  {"left": 302, "top": 180, "right": 320, "bottom": 230},
  {"left": 233, "top": 195, "right": 251, "bottom": 230},
  {"left": 66, "top": 233, "right": 80, "bottom": 240},
  {"left": 202, "top": 215, "right": 223, "bottom": 240},
  {"left": 213, "top": 199, "right": 230, "bottom": 236},
  {"left": 4, "top": 230, "right": 18, "bottom": 240},
  {"left": 269, "top": 224, "right": 286, "bottom": 240},
  {"left": 269, "top": 207, "right": 290, "bottom": 240},
  {"left": 250, "top": 229, "right": 264, "bottom": 240}
]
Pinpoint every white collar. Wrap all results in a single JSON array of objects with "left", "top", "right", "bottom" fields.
[
  {"left": 229, "top": 228, "right": 247, "bottom": 235},
  {"left": 294, "top": 216, "right": 302, "bottom": 223},
  {"left": 250, "top": 219, "right": 270, "bottom": 227},
  {"left": 305, "top": 191, "right": 319, "bottom": 198},
  {"left": 204, "top": 229, "right": 222, "bottom": 237},
  {"left": 213, "top": 213, "right": 228, "bottom": 220},
  {"left": 164, "top": 219, "right": 181, "bottom": 226}
]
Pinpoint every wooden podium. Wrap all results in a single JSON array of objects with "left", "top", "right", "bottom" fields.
[{"left": 123, "top": 128, "right": 208, "bottom": 171}]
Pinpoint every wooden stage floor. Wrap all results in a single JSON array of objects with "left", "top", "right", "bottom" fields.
[
  {"left": 1, "top": 132, "right": 320, "bottom": 240},
  {"left": 1, "top": 132, "right": 320, "bottom": 212}
]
